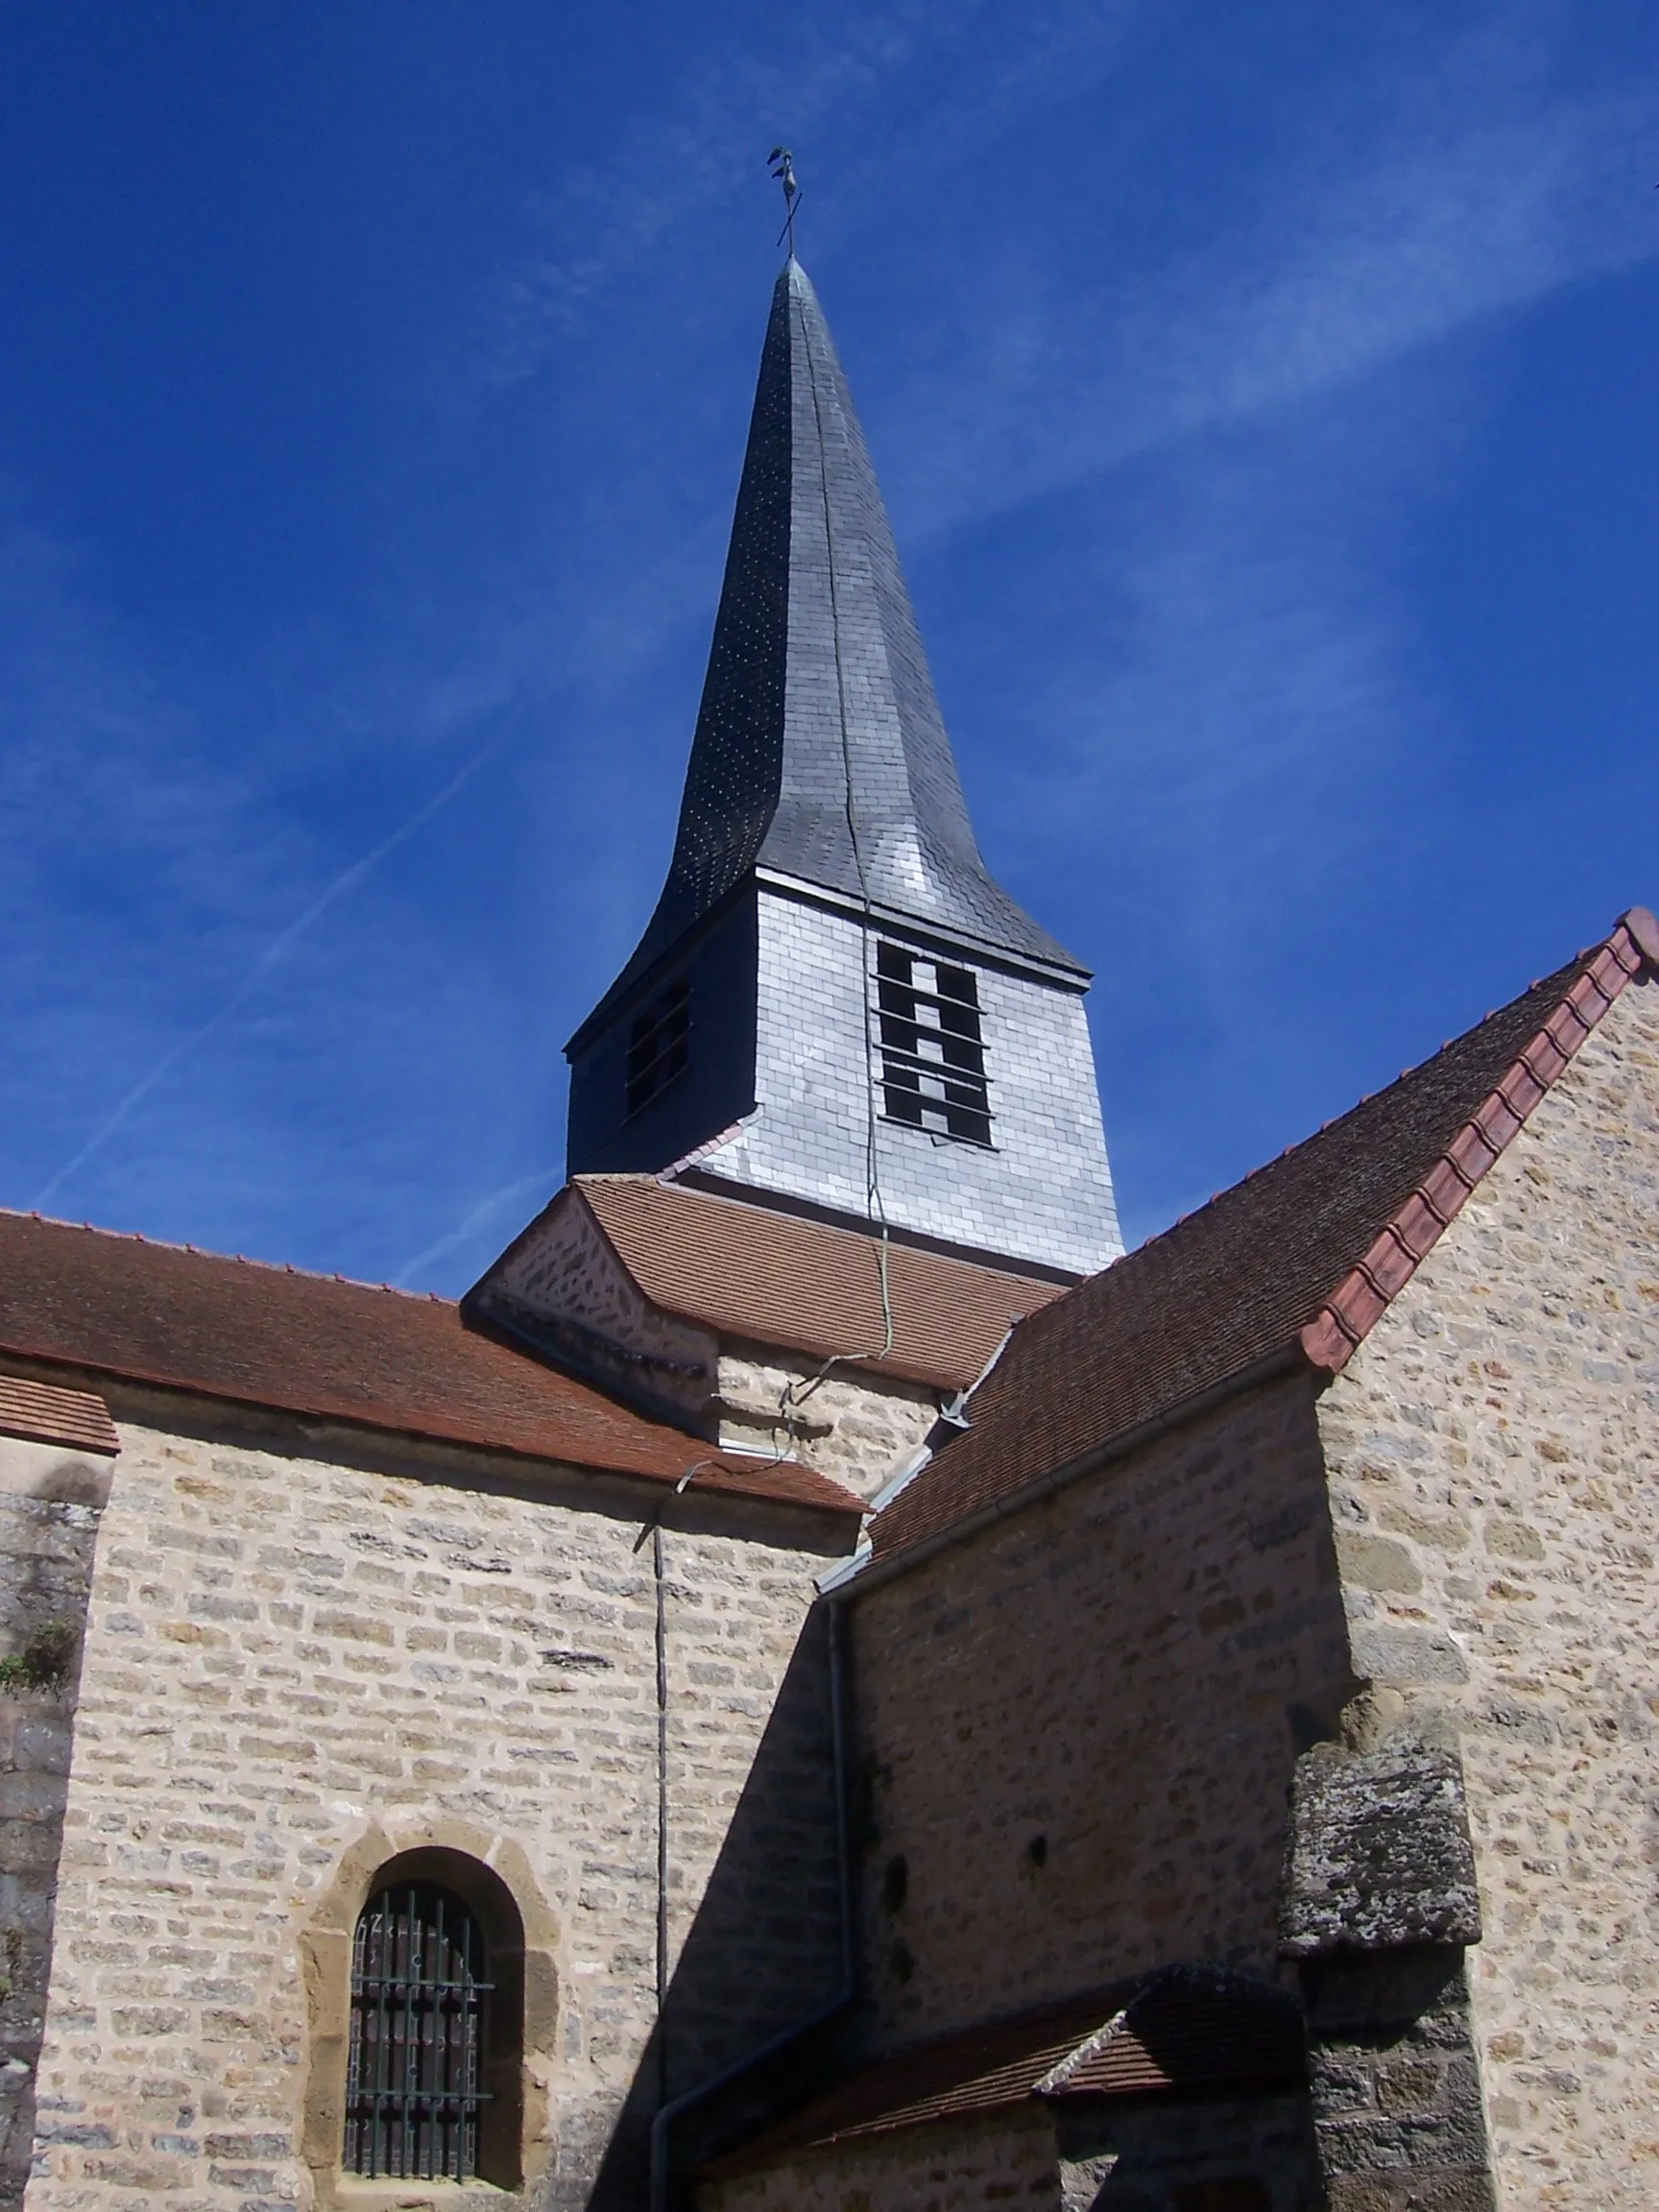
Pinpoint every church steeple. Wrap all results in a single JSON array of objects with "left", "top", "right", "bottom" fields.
[
  {"left": 565, "top": 261, "right": 1121, "bottom": 1281},
  {"left": 586, "top": 259, "right": 1075, "bottom": 1032}
]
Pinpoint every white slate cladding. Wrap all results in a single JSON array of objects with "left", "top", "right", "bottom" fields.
[
  {"left": 689, "top": 886, "right": 1123, "bottom": 1280},
  {"left": 561, "top": 257, "right": 1123, "bottom": 1282}
]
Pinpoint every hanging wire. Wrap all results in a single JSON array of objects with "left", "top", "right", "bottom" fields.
[{"left": 775, "top": 262, "right": 898, "bottom": 1453}]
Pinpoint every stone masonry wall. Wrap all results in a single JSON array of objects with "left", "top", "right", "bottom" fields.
[
  {"left": 848, "top": 1373, "right": 1352, "bottom": 2046},
  {"left": 714, "top": 1342, "right": 939, "bottom": 1502},
  {"left": 1314, "top": 973, "right": 1659, "bottom": 2209},
  {"left": 482, "top": 1195, "right": 715, "bottom": 1428},
  {"left": 698, "top": 2107, "right": 1060, "bottom": 2212},
  {"left": 699, "top": 2093, "right": 1318, "bottom": 2212},
  {"left": 23, "top": 1400, "right": 854, "bottom": 2212},
  {"left": 474, "top": 1184, "right": 949, "bottom": 1503},
  {"left": 0, "top": 1436, "right": 112, "bottom": 2212}
]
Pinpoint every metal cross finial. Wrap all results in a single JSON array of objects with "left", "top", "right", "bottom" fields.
[{"left": 768, "top": 147, "right": 801, "bottom": 255}]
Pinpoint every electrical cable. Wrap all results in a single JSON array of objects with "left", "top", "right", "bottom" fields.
[{"left": 776, "top": 275, "right": 897, "bottom": 1451}]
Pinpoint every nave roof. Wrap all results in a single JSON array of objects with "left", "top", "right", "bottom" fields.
[{"left": 0, "top": 1207, "right": 861, "bottom": 1517}]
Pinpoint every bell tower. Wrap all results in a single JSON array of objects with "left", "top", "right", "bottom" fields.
[{"left": 564, "top": 261, "right": 1120, "bottom": 1281}]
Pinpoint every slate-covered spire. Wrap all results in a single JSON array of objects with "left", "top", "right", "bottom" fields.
[
  {"left": 560, "top": 259, "right": 1122, "bottom": 1281},
  {"left": 599, "top": 259, "right": 1076, "bottom": 1019}
]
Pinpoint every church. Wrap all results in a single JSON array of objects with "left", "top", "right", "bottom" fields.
[{"left": 0, "top": 257, "right": 1653, "bottom": 2212}]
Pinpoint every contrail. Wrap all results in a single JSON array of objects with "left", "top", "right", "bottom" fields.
[
  {"left": 394, "top": 1166, "right": 558, "bottom": 1288},
  {"left": 34, "top": 741, "right": 499, "bottom": 1212}
]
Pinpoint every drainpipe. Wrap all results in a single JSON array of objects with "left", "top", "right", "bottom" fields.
[
  {"left": 653, "top": 1518, "right": 670, "bottom": 2111},
  {"left": 648, "top": 1597, "right": 855, "bottom": 2212}
]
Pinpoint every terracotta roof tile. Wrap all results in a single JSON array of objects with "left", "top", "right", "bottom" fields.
[
  {"left": 0, "top": 1373, "right": 119, "bottom": 1455},
  {"left": 0, "top": 1212, "right": 860, "bottom": 1517},
  {"left": 700, "top": 1970, "right": 1301, "bottom": 2179},
  {"left": 871, "top": 911, "right": 1656, "bottom": 1567},
  {"left": 572, "top": 1176, "right": 1063, "bottom": 1392}
]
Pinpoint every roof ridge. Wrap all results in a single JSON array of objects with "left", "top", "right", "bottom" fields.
[
  {"left": 1301, "top": 916, "right": 1650, "bottom": 1369},
  {"left": 0, "top": 1208, "right": 451, "bottom": 1306},
  {"left": 860, "top": 908, "right": 1657, "bottom": 1576},
  {"left": 1032, "top": 2008, "right": 1129, "bottom": 2096},
  {"left": 1103, "top": 947, "right": 1606, "bottom": 1277},
  {"left": 1006, "top": 927, "right": 1633, "bottom": 1347}
]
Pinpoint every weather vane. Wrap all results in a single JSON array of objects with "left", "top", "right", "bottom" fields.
[{"left": 768, "top": 147, "right": 801, "bottom": 255}]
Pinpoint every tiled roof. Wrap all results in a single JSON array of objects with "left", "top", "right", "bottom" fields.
[
  {"left": 870, "top": 910, "right": 1658, "bottom": 1567},
  {"left": 0, "top": 1210, "right": 861, "bottom": 1516},
  {"left": 0, "top": 1373, "right": 119, "bottom": 1455},
  {"left": 700, "top": 1969, "right": 1302, "bottom": 2179},
  {"left": 573, "top": 1176, "right": 1064, "bottom": 1392}
]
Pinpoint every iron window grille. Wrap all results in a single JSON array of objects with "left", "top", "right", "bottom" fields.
[
  {"left": 875, "top": 942, "right": 994, "bottom": 1146},
  {"left": 346, "top": 1881, "right": 493, "bottom": 2182},
  {"left": 626, "top": 977, "right": 691, "bottom": 1118}
]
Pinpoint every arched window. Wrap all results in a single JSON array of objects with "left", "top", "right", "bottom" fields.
[
  {"left": 347, "top": 1880, "right": 490, "bottom": 2179},
  {"left": 342, "top": 1852, "right": 526, "bottom": 2188}
]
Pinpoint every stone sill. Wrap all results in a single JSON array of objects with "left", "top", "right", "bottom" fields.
[{"left": 331, "top": 2177, "right": 518, "bottom": 2212}]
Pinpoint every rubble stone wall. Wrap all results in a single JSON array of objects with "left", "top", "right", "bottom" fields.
[
  {"left": 698, "top": 2095, "right": 1319, "bottom": 2212},
  {"left": 0, "top": 1437, "right": 112, "bottom": 2212},
  {"left": 848, "top": 1372, "right": 1353, "bottom": 2046},
  {"left": 1314, "top": 972, "right": 1659, "bottom": 2209},
  {"left": 697, "top": 2109, "right": 1059, "bottom": 2212},
  {"left": 714, "top": 1342, "right": 939, "bottom": 1501},
  {"left": 22, "top": 1400, "right": 853, "bottom": 2212}
]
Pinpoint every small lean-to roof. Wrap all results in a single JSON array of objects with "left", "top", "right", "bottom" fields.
[
  {"left": 571, "top": 1175, "right": 1064, "bottom": 1391},
  {"left": 0, "top": 1372, "right": 118, "bottom": 1455},
  {"left": 870, "top": 909, "right": 1659, "bottom": 1568},
  {"left": 0, "top": 1210, "right": 860, "bottom": 1516},
  {"left": 700, "top": 1969, "right": 1302, "bottom": 2180}
]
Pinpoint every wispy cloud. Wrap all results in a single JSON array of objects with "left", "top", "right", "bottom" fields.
[
  {"left": 5, "top": 0, "right": 1650, "bottom": 1289},
  {"left": 31, "top": 738, "right": 501, "bottom": 1211},
  {"left": 394, "top": 1166, "right": 559, "bottom": 1290},
  {"left": 882, "top": 22, "right": 1659, "bottom": 540},
  {"left": 849, "top": 2, "right": 1659, "bottom": 1244},
  {"left": 478, "top": 0, "right": 1142, "bottom": 376},
  {"left": 478, "top": 0, "right": 964, "bottom": 370}
]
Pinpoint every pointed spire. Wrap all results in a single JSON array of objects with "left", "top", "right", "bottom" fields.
[{"left": 600, "top": 260, "right": 1077, "bottom": 1016}]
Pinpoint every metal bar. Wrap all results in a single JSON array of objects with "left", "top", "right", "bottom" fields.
[
  {"left": 401, "top": 1888, "right": 419, "bottom": 2175},
  {"left": 345, "top": 1885, "right": 491, "bottom": 2182},
  {"left": 430, "top": 1887, "right": 445, "bottom": 2176},
  {"left": 879, "top": 1043, "right": 991, "bottom": 1083}
]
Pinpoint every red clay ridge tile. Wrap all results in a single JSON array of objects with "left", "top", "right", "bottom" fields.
[
  {"left": 1302, "top": 919, "right": 1648, "bottom": 1374},
  {"left": 871, "top": 910, "right": 1653, "bottom": 1568}
]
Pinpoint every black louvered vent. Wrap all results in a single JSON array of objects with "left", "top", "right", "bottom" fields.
[
  {"left": 876, "top": 943, "right": 993, "bottom": 1146},
  {"left": 346, "top": 1882, "right": 493, "bottom": 2180},
  {"left": 626, "top": 976, "right": 691, "bottom": 1118}
]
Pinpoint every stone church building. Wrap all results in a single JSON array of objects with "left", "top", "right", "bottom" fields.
[{"left": 0, "top": 261, "right": 1653, "bottom": 2212}]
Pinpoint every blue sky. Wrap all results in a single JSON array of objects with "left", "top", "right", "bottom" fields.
[{"left": 2, "top": 1, "right": 1655, "bottom": 1292}]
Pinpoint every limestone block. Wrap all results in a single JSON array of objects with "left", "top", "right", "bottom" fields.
[{"left": 1279, "top": 1745, "right": 1481, "bottom": 1957}]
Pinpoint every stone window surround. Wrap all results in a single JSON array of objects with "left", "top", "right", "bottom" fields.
[{"left": 300, "top": 1817, "right": 561, "bottom": 2212}]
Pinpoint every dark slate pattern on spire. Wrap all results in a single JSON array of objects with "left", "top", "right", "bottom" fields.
[
  {"left": 591, "top": 261, "right": 1077, "bottom": 1023},
  {"left": 633, "top": 275, "right": 793, "bottom": 956}
]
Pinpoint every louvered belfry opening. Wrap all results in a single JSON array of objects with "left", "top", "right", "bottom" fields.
[
  {"left": 346, "top": 1881, "right": 493, "bottom": 2180},
  {"left": 876, "top": 942, "right": 994, "bottom": 1146},
  {"left": 625, "top": 975, "right": 691, "bottom": 1118}
]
